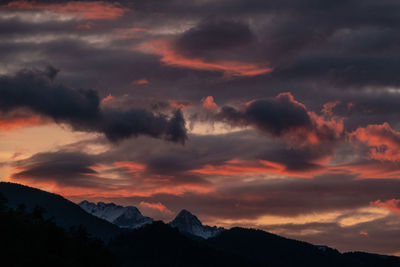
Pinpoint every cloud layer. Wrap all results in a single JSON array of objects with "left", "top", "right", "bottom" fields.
[
  {"left": 1, "top": 0, "right": 400, "bottom": 256},
  {"left": 0, "top": 67, "right": 187, "bottom": 143}
]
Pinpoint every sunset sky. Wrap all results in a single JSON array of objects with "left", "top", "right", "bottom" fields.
[{"left": 0, "top": 0, "right": 400, "bottom": 255}]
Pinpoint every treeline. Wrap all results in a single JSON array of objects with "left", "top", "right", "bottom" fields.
[{"left": 0, "top": 193, "right": 115, "bottom": 267}]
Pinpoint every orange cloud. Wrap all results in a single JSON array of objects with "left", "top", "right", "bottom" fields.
[
  {"left": 168, "top": 99, "right": 193, "bottom": 110},
  {"left": 360, "top": 231, "right": 369, "bottom": 237},
  {"left": 321, "top": 101, "right": 340, "bottom": 117},
  {"left": 136, "top": 38, "right": 273, "bottom": 77},
  {"left": 371, "top": 199, "right": 400, "bottom": 215},
  {"left": 307, "top": 111, "right": 344, "bottom": 144},
  {"left": 190, "top": 159, "right": 322, "bottom": 178},
  {"left": 5, "top": 1, "right": 128, "bottom": 20},
  {"left": 0, "top": 116, "right": 48, "bottom": 131},
  {"left": 114, "top": 161, "right": 146, "bottom": 172},
  {"left": 202, "top": 96, "right": 218, "bottom": 112},
  {"left": 140, "top": 201, "right": 172, "bottom": 214},
  {"left": 100, "top": 94, "right": 115, "bottom": 106},
  {"left": 131, "top": 78, "right": 149, "bottom": 86},
  {"left": 349, "top": 123, "right": 400, "bottom": 161},
  {"left": 10, "top": 178, "right": 213, "bottom": 200},
  {"left": 331, "top": 160, "right": 400, "bottom": 179}
]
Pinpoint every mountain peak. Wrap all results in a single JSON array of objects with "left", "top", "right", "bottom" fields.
[
  {"left": 169, "top": 209, "right": 224, "bottom": 239},
  {"left": 79, "top": 200, "right": 152, "bottom": 229},
  {"left": 173, "top": 209, "right": 202, "bottom": 225}
]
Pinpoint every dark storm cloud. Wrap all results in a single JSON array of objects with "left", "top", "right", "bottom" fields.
[
  {"left": 0, "top": 67, "right": 187, "bottom": 143},
  {"left": 10, "top": 146, "right": 209, "bottom": 189},
  {"left": 98, "top": 131, "right": 277, "bottom": 175},
  {"left": 11, "top": 151, "right": 105, "bottom": 188},
  {"left": 217, "top": 93, "right": 311, "bottom": 136},
  {"left": 174, "top": 18, "right": 254, "bottom": 57},
  {"left": 3, "top": 0, "right": 400, "bottom": 107},
  {"left": 213, "top": 93, "right": 344, "bottom": 154},
  {"left": 94, "top": 128, "right": 343, "bottom": 181},
  {"left": 257, "top": 146, "right": 333, "bottom": 172}
]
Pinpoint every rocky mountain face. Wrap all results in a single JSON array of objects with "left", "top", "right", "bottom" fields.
[
  {"left": 169, "top": 209, "right": 225, "bottom": 239},
  {"left": 79, "top": 200, "right": 153, "bottom": 229}
]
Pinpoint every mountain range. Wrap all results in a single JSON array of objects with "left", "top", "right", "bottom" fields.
[
  {"left": 0, "top": 182, "right": 399, "bottom": 267},
  {"left": 79, "top": 200, "right": 224, "bottom": 239},
  {"left": 79, "top": 200, "right": 153, "bottom": 229}
]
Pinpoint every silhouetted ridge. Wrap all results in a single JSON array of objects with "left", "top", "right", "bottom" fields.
[
  {"left": 0, "top": 182, "right": 120, "bottom": 240},
  {"left": 2, "top": 183, "right": 400, "bottom": 267},
  {"left": 108, "top": 221, "right": 253, "bottom": 267},
  {"left": 0, "top": 192, "right": 114, "bottom": 267}
]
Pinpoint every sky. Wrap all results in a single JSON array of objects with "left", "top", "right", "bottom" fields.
[{"left": 0, "top": 0, "right": 400, "bottom": 255}]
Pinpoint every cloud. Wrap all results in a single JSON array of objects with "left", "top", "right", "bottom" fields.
[
  {"left": 4, "top": 1, "right": 129, "bottom": 20},
  {"left": 349, "top": 123, "right": 400, "bottom": 161},
  {"left": 217, "top": 92, "right": 344, "bottom": 146},
  {"left": 0, "top": 67, "right": 187, "bottom": 144},
  {"left": 0, "top": 110, "right": 48, "bottom": 130},
  {"left": 201, "top": 96, "right": 218, "bottom": 112},
  {"left": 100, "top": 93, "right": 115, "bottom": 106},
  {"left": 371, "top": 199, "right": 400, "bottom": 215},
  {"left": 137, "top": 37, "right": 273, "bottom": 77},
  {"left": 262, "top": 215, "right": 400, "bottom": 255},
  {"left": 174, "top": 18, "right": 254, "bottom": 57},
  {"left": 140, "top": 201, "right": 172, "bottom": 214},
  {"left": 189, "top": 158, "right": 324, "bottom": 178},
  {"left": 218, "top": 93, "right": 310, "bottom": 135},
  {"left": 11, "top": 151, "right": 103, "bottom": 188},
  {"left": 131, "top": 78, "right": 149, "bottom": 86}
]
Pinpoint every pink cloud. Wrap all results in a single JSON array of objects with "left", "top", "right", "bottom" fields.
[
  {"left": 371, "top": 199, "right": 400, "bottom": 215},
  {"left": 5, "top": 1, "right": 129, "bottom": 20},
  {"left": 136, "top": 38, "right": 273, "bottom": 77},
  {"left": 140, "top": 201, "right": 172, "bottom": 214},
  {"left": 0, "top": 115, "right": 49, "bottom": 130},
  {"left": 100, "top": 94, "right": 115, "bottom": 106},
  {"left": 131, "top": 78, "right": 150, "bottom": 86},
  {"left": 202, "top": 96, "right": 218, "bottom": 112},
  {"left": 190, "top": 159, "right": 324, "bottom": 178},
  {"left": 349, "top": 123, "right": 400, "bottom": 161}
]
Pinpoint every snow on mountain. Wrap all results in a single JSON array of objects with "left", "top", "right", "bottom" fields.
[
  {"left": 169, "top": 209, "right": 224, "bottom": 239},
  {"left": 79, "top": 200, "right": 153, "bottom": 229}
]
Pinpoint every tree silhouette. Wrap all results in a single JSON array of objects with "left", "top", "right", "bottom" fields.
[{"left": 0, "top": 192, "right": 7, "bottom": 213}]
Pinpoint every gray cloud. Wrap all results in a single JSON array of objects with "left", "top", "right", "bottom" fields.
[{"left": 0, "top": 67, "right": 187, "bottom": 144}]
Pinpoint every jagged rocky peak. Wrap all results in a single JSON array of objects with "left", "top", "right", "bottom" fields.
[
  {"left": 169, "top": 209, "right": 225, "bottom": 239},
  {"left": 172, "top": 209, "right": 202, "bottom": 225},
  {"left": 79, "top": 200, "right": 152, "bottom": 229}
]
